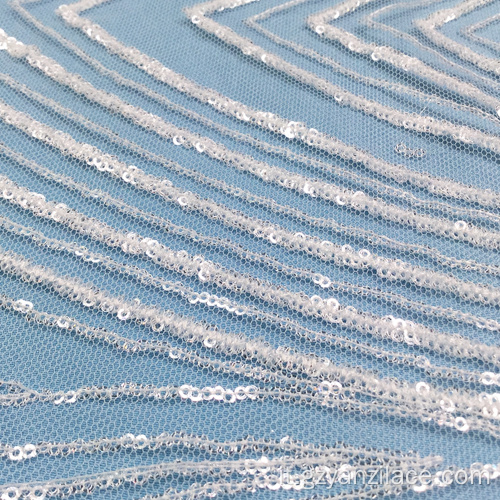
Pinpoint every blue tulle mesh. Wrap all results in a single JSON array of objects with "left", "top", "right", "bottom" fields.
[{"left": 0, "top": 0, "right": 499, "bottom": 498}]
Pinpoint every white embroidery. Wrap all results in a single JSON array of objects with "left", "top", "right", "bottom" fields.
[{"left": 20, "top": 1, "right": 497, "bottom": 207}]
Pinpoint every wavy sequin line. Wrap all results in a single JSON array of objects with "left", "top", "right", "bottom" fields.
[{"left": 40, "top": 0, "right": 500, "bottom": 208}]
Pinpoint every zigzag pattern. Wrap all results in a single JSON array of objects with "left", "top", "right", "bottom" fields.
[{"left": 0, "top": 0, "right": 499, "bottom": 498}]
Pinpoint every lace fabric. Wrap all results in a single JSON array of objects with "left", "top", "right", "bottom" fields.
[{"left": 0, "top": 0, "right": 499, "bottom": 498}]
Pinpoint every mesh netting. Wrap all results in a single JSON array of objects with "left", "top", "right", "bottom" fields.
[{"left": 0, "top": 0, "right": 499, "bottom": 498}]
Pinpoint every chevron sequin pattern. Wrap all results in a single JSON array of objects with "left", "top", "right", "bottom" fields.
[{"left": 0, "top": 0, "right": 499, "bottom": 499}]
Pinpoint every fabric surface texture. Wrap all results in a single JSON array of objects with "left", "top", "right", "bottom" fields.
[{"left": 0, "top": 0, "right": 499, "bottom": 499}]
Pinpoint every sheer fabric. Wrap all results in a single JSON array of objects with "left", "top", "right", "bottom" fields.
[{"left": 0, "top": 0, "right": 499, "bottom": 499}]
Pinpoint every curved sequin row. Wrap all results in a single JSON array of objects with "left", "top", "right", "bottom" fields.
[
  {"left": 43, "top": 0, "right": 500, "bottom": 208},
  {"left": 2, "top": 371, "right": 495, "bottom": 438},
  {"left": 246, "top": 0, "right": 500, "bottom": 127},
  {"left": 463, "top": 12, "right": 500, "bottom": 53},
  {"left": 2, "top": 144, "right": 499, "bottom": 337},
  {"left": 1, "top": 261, "right": 495, "bottom": 390},
  {"left": 0, "top": 249, "right": 499, "bottom": 438},
  {"left": 0, "top": 61, "right": 496, "bottom": 249},
  {"left": 362, "top": 0, "right": 500, "bottom": 91},
  {"left": 0, "top": 446, "right": 441, "bottom": 499},
  {"left": 1, "top": 366, "right": 499, "bottom": 438},
  {"left": 184, "top": 0, "right": 500, "bottom": 132},
  {"left": 0, "top": 293, "right": 308, "bottom": 389},
  {"left": 0, "top": 455, "right": 336, "bottom": 499},
  {"left": 3, "top": 77, "right": 500, "bottom": 277},
  {"left": 415, "top": 0, "right": 500, "bottom": 75},
  {"left": 1, "top": 102, "right": 499, "bottom": 303},
  {"left": 10, "top": 7, "right": 500, "bottom": 229},
  {"left": 0, "top": 380, "right": 262, "bottom": 406},
  {"left": 0, "top": 429, "right": 426, "bottom": 463},
  {"left": 307, "top": 0, "right": 500, "bottom": 111},
  {"left": 2, "top": 177, "right": 500, "bottom": 371}
]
